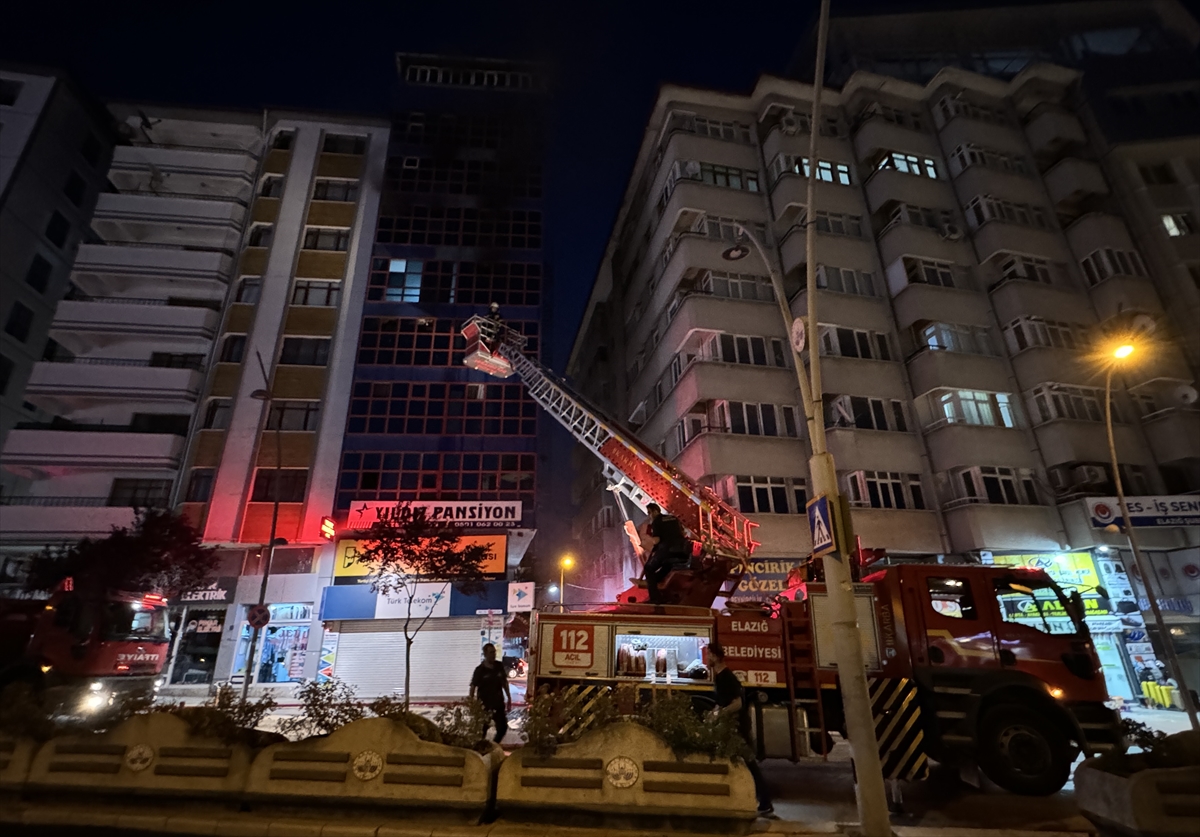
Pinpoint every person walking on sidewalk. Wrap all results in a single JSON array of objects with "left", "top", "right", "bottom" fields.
[
  {"left": 470, "top": 642, "right": 512, "bottom": 743},
  {"left": 709, "top": 642, "right": 774, "bottom": 817}
]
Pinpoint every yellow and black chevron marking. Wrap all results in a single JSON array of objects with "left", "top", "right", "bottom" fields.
[
  {"left": 869, "top": 676, "right": 929, "bottom": 781},
  {"left": 557, "top": 684, "right": 611, "bottom": 739}
]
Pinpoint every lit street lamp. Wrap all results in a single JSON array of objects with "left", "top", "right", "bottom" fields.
[
  {"left": 1102, "top": 341, "right": 1199, "bottom": 731},
  {"left": 559, "top": 555, "right": 574, "bottom": 606}
]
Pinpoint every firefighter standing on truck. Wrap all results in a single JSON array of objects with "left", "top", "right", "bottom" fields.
[{"left": 642, "top": 503, "right": 689, "bottom": 604}]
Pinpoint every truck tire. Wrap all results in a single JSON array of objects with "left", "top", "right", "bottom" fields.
[{"left": 977, "top": 703, "right": 1071, "bottom": 795}]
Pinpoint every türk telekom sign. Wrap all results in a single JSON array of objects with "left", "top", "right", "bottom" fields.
[{"left": 347, "top": 500, "right": 523, "bottom": 530}]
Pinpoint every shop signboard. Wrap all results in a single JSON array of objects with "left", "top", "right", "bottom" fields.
[
  {"left": 735, "top": 558, "right": 805, "bottom": 601},
  {"left": 1086, "top": 496, "right": 1200, "bottom": 528},
  {"left": 173, "top": 576, "right": 238, "bottom": 605},
  {"left": 333, "top": 534, "right": 507, "bottom": 584},
  {"left": 716, "top": 613, "right": 785, "bottom": 686},
  {"left": 988, "top": 552, "right": 1110, "bottom": 623},
  {"left": 347, "top": 499, "right": 524, "bottom": 530},
  {"left": 374, "top": 582, "right": 452, "bottom": 619},
  {"left": 507, "top": 581, "right": 535, "bottom": 612}
]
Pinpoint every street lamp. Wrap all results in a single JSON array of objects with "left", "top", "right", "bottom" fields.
[
  {"left": 559, "top": 555, "right": 574, "bottom": 606},
  {"left": 1102, "top": 342, "right": 1199, "bottom": 731}
]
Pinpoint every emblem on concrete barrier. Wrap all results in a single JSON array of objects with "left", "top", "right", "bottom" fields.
[
  {"left": 125, "top": 744, "right": 154, "bottom": 772},
  {"left": 352, "top": 749, "right": 383, "bottom": 781},
  {"left": 605, "top": 756, "right": 639, "bottom": 788}
]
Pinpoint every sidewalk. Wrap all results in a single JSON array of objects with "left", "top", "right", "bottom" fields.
[{"left": 1120, "top": 705, "right": 1193, "bottom": 735}]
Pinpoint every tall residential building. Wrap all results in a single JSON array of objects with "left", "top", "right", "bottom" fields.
[
  {"left": 315, "top": 54, "right": 548, "bottom": 699},
  {"left": 568, "top": 48, "right": 1198, "bottom": 703},
  {"left": 0, "top": 66, "right": 114, "bottom": 453}
]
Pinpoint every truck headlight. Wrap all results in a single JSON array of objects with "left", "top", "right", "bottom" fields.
[
  {"left": 88, "top": 681, "right": 103, "bottom": 692},
  {"left": 83, "top": 692, "right": 107, "bottom": 712}
]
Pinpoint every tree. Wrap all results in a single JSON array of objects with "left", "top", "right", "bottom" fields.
[
  {"left": 355, "top": 503, "right": 496, "bottom": 709},
  {"left": 26, "top": 508, "right": 217, "bottom": 599}
]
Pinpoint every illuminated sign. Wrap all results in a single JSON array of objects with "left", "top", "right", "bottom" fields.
[
  {"left": 333, "top": 534, "right": 508, "bottom": 584},
  {"left": 734, "top": 558, "right": 805, "bottom": 601},
  {"left": 320, "top": 516, "right": 336, "bottom": 540},
  {"left": 988, "top": 552, "right": 1110, "bottom": 628},
  {"left": 1087, "top": 496, "right": 1200, "bottom": 528},
  {"left": 346, "top": 500, "right": 523, "bottom": 530}
]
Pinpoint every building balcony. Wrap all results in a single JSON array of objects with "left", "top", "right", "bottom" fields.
[
  {"left": 937, "top": 114, "right": 1028, "bottom": 158},
  {"left": 779, "top": 223, "right": 877, "bottom": 279},
  {"left": 843, "top": 507, "right": 944, "bottom": 554},
  {"left": 91, "top": 192, "right": 246, "bottom": 250},
  {"left": 1085, "top": 273, "right": 1163, "bottom": 321},
  {"left": 863, "top": 168, "right": 954, "bottom": 214},
  {"left": 1043, "top": 158, "right": 1108, "bottom": 210},
  {"left": 907, "top": 348, "right": 1011, "bottom": 395},
  {"left": 970, "top": 220, "right": 1071, "bottom": 265},
  {"left": 826, "top": 428, "right": 924, "bottom": 474},
  {"left": 770, "top": 175, "right": 864, "bottom": 219},
  {"left": 875, "top": 221, "right": 974, "bottom": 271},
  {"left": 988, "top": 276, "right": 1094, "bottom": 326},
  {"left": 0, "top": 501, "right": 137, "bottom": 543},
  {"left": 891, "top": 281, "right": 991, "bottom": 329},
  {"left": 1008, "top": 346, "right": 1090, "bottom": 389},
  {"left": 50, "top": 299, "right": 219, "bottom": 352},
  {"left": 952, "top": 165, "right": 1047, "bottom": 211},
  {"left": 1, "top": 428, "right": 184, "bottom": 471},
  {"left": 71, "top": 243, "right": 233, "bottom": 294},
  {"left": 942, "top": 501, "right": 1064, "bottom": 552},
  {"left": 1140, "top": 408, "right": 1200, "bottom": 465},
  {"left": 23, "top": 359, "right": 203, "bottom": 412},
  {"left": 924, "top": 422, "right": 1034, "bottom": 472},
  {"left": 640, "top": 360, "right": 796, "bottom": 442},
  {"left": 851, "top": 116, "right": 942, "bottom": 163},
  {"left": 1064, "top": 212, "right": 1134, "bottom": 260},
  {"left": 674, "top": 432, "right": 808, "bottom": 486},
  {"left": 1031, "top": 419, "right": 1147, "bottom": 469},
  {"left": 1024, "top": 106, "right": 1087, "bottom": 162},
  {"left": 815, "top": 356, "right": 909, "bottom": 400},
  {"left": 108, "top": 145, "right": 256, "bottom": 199}
]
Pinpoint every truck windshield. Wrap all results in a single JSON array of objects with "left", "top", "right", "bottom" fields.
[
  {"left": 103, "top": 602, "right": 168, "bottom": 642},
  {"left": 993, "top": 576, "right": 1082, "bottom": 636}
]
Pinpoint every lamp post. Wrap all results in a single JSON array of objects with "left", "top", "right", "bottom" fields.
[
  {"left": 559, "top": 555, "right": 574, "bottom": 607},
  {"left": 720, "top": 3, "right": 890, "bottom": 830},
  {"left": 1103, "top": 344, "right": 1199, "bottom": 731}
]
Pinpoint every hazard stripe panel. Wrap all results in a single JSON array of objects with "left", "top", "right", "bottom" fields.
[{"left": 869, "top": 676, "right": 929, "bottom": 782}]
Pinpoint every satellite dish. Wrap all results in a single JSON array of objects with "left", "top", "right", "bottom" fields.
[
  {"left": 1174, "top": 384, "right": 1199, "bottom": 406},
  {"left": 1131, "top": 314, "right": 1157, "bottom": 335}
]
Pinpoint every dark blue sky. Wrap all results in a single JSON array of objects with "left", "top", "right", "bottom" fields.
[{"left": 2, "top": 0, "right": 820, "bottom": 368}]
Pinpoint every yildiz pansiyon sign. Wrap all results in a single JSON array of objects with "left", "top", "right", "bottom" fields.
[
  {"left": 347, "top": 500, "right": 523, "bottom": 530},
  {"left": 1086, "top": 496, "right": 1200, "bottom": 529}
]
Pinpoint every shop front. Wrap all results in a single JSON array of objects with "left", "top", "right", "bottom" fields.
[{"left": 165, "top": 575, "right": 237, "bottom": 686}]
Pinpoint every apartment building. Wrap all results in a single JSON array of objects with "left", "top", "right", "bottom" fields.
[
  {"left": 568, "top": 48, "right": 1198, "bottom": 701},
  {"left": 314, "top": 54, "right": 549, "bottom": 700},
  {"left": 0, "top": 66, "right": 114, "bottom": 455}
]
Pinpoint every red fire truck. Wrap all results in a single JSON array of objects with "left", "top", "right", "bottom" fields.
[
  {"left": 462, "top": 315, "right": 1121, "bottom": 795},
  {"left": 0, "top": 588, "right": 170, "bottom": 715}
]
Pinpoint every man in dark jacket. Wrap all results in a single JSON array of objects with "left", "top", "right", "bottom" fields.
[
  {"left": 642, "top": 503, "right": 690, "bottom": 604},
  {"left": 469, "top": 643, "right": 512, "bottom": 743},
  {"left": 709, "top": 642, "right": 774, "bottom": 817}
]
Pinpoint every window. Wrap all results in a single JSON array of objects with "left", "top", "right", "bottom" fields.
[
  {"left": 219, "top": 335, "right": 246, "bottom": 363},
  {"left": 818, "top": 326, "right": 892, "bottom": 361},
  {"left": 266, "top": 401, "right": 321, "bottom": 431},
  {"left": 279, "top": 337, "right": 330, "bottom": 366},
  {"left": 291, "top": 280, "right": 341, "bottom": 307},
  {"left": 736, "top": 476, "right": 791, "bottom": 514},
  {"left": 699, "top": 270, "right": 775, "bottom": 302},
  {"left": 251, "top": 469, "right": 309, "bottom": 502},
  {"left": 0, "top": 78, "right": 23, "bottom": 106},
  {"left": 903, "top": 257, "right": 970, "bottom": 289},
  {"left": 845, "top": 471, "right": 926, "bottom": 510},
  {"left": 1004, "top": 316, "right": 1085, "bottom": 353},
  {"left": 927, "top": 577, "right": 976, "bottom": 619},
  {"left": 312, "top": 179, "right": 360, "bottom": 202},
  {"left": 235, "top": 278, "right": 262, "bottom": 304},
  {"left": 954, "top": 466, "right": 1038, "bottom": 506},
  {"left": 346, "top": 380, "right": 536, "bottom": 437},
  {"left": 45, "top": 211, "right": 70, "bottom": 248},
  {"left": 767, "top": 153, "right": 853, "bottom": 186},
  {"left": 203, "top": 399, "right": 232, "bottom": 429},
  {"left": 259, "top": 176, "right": 284, "bottom": 197},
  {"left": 369, "top": 259, "right": 539, "bottom": 305},
  {"left": 385, "top": 259, "right": 424, "bottom": 302},
  {"left": 376, "top": 206, "right": 542, "bottom": 249},
  {"left": 248, "top": 225, "right": 273, "bottom": 247},
  {"left": 1139, "top": 163, "right": 1176, "bottom": 185},
  {"left": 698, "top": 162, "right": 759, "bottom": 191},
  {"left": 80, "top": 134, "right": 102, "bottom": 166},
  {"left": 714, "top": 333, "right": 788, "bottom": 368},
  {"left": 302, "top": 228, "right": 349, "bottom": 251},
  {"left": 916, "top": 322, "right": 994, "bottom": 355},
  {"left": 875, "top": 151, "right": 938, "bottom": 179},
  {"left": 1162, "top": 213, "right": 1195, "bottom": 237},
  {"left": 150, "top": 352, "right": 204, "bottom": 369},
  {"left": 337, "top": 449, "right": 535, "bottom": 508},
  {"left": 25, "top": 254, "right": 53, "bottom": 294},
  {"left": 1030, "top": 383, "right": 1118, "bottom": 424},
  {"left": 107, "top": 478, "right": 172, "bottom": 507},
  {"left": 1080, "top": 247, "right": 1147, "bottom": 286},
  {"left": 927, "top": 389, "right": 1017, "bottom": 428},
  {"left": 63, "top": 171, "right": 87, "bottom": 206},
  {"left": 857, "top": 103, "right": 924, "bottom": 131},
  {"left": 271, "top": 131, "right": 294, "bottom": 150},
  {"left": 817, "top": 265, "right": 876, "bottom": 297},
  {"left": 999, "top": 253, "right": 1056, "bottom": 285},
  {"left": 965, "top": 195, "right": 1049, "bottom": 230},
  {"left": 934, "top": 95, "right": 1009, "bottom": 127},
  {"left": 884, "top": 203, "right": 953, "bottom": 232},
  {"left": 323, "top": 134, "right": 366, "bottom": 155},
  {"left": 185, "top": 469, "right": 215, "bottom": 503},
  {"left": 826, "top": 395, "right": 907, "bottom": 431},
  {"left": 0, "top": 354, "right": 12, "bottom": 396},
  {"left": 4, "top": 302, "right": 34, "bottom": 343},
  {"left": 814, "top": 211, "right": 863, "bottom": 237},
  {"left": 949, "top": 144, "right": 1028, "bottom": 176},
  {"left": 710, "top": 400, "right": 800, "bottom": 439}
]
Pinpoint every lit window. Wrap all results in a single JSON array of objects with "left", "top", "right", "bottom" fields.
[
  {"left": 386, "top": 259, "right": 424, "bottom": 302},
  {"left": 1162, "top": 213, "right": 1195, "bottom": 237}
]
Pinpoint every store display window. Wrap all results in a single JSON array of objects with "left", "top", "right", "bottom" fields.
[
  {"left": 614, "top": 627, "right": 711, "bottom": 684},
  {"left": 168, "top": 608, "right": 226, "bottom": 685},
  {"left": 232, "top": 603, "right": 313, "bottom": 683}
]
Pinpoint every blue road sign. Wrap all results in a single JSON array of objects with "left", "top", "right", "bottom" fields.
[{"left": 807, "top": 495, "right": 836, "bottom": 557}]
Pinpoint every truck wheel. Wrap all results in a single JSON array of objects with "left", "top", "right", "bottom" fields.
[{"left": 977, "top": 704, "right": 1071, "bottom": 795}]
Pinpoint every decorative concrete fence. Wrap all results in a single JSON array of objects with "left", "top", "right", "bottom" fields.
[
  {"left": 496, "top": 721, "right": 757, "bottom": 831},
  {"left": 1075, "top": 759, "right": 1200, "bottom": 837},
  {"left": 0, "top": 736, "right": 37, "bottom": 791}
]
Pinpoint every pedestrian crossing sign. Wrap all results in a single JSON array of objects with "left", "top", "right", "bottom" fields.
[{"left": 807, "top": 495, "right": 837, "bottom": 557}]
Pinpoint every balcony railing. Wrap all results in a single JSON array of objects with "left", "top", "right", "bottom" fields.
[{"left": 0, "top": 496, "right": 108, "bottom": 507}]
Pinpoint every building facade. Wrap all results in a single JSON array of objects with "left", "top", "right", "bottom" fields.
[
  {"left": 568, "top": 49, "right": 1199, "bottom": 703},
  {"left": 0, "top": 66, "right": 114, "bottom": 456}
]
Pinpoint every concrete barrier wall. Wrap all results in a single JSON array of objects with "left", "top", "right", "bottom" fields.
[{"left": 0, "top": 736, "right": 37, "bottom": 791}]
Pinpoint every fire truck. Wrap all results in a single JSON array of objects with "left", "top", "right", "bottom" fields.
[
  {"left": 462, "top": 314, "right": 1121, "bottom": 796},
  {"left": 0, "top": 587, "right": 170, "bottom": 716}
]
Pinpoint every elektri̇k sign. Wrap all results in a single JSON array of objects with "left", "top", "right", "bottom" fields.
[{"left": 347, "top": 500, "right": 523, "bottom": 530}]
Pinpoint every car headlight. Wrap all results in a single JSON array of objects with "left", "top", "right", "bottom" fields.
[
  {"left": 88, "top": 681, "right": 103, "bottom": 692},
  {"left": 83, "top": 692, "right": 107, "bottom": 712}
]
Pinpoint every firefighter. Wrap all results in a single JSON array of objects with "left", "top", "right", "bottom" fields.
[
  {"left": 709, "top": 642, "right": 774, "bottom": 817},
  {"left": 643, "top": 503, "right": 689, "bottom": 604}
]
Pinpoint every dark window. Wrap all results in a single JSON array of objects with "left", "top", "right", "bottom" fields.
[
  {"left": 45, "top": 212, "right": 70, "bottom": 248},
  {"left": 130, "top": 413, "right": 190, "bottom": 434},
  {"left": 4, "top": 302, "right": 34, "bottom": 343},
  {"left": 266, "top": 401, "right": 321, "bottom": 430},
  {"left": 0, "top": 354, "right": 13, "bottom": 396},
  {"left": 323, "top": 134, "right": 366, "bottom": 154},
  {"left": 251, "top": 469, "right": 309, "bottom": 502},
  {"left": 235, "top": 278, "right": 261, "bottom": 303},
  {"left": 0, "top": 79, "right": 23, "bottom": 106},
  {"left": 25, "top": 254, "right": 53, "bottom": 293},
  {"left": 107, "top": 478, "right": 172, "bottom": 507},
  {"left": 279, "top": 337, "right": 329, "bottom": 366},
  {"left": 63, "top": 171, "right": 87, "bottom": 206},
  {"left": 80, "top": 134, "right": 102, "bottom": 166},
  {"left": 248, "top": 226, "right": 273, "bottom": 247},
  {"left": 219, "top": 335, "right": 246, "bottom": 363},
  {"left": 185, "top": 469, "right": 215, "bottom": 502},
  {"left": 303, "top": 228, "right": 349, "bottom": 251},
  {"left": 259, "top": 176, "right": 284, "bottom": 197},
  {"left": 271, "top": 131, "right": 294, "bottom": 150},
  {"left": 203, "top": 399, "right": 232, "bottom": 429},
  {"left": 312, "top": 179, "right": 359, "bottom": 202},
  {"left": 150, "top": 352, "right": 204, "bottom": 369},
  {"left": 927, "top": 577, "right": 977, "bottom": 619}
]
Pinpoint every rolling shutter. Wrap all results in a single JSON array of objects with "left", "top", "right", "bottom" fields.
[{"left": 332, "top": 617, "right": 481, "bottom": 700}]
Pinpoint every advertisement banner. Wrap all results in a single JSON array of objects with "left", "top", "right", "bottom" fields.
[
  {"left": 507, "top": 581, "right": 535, "bottom": 612},
  {"left": 988, "top": 552, "right": 1110, "bottom": 629},
  {"left": 374, "top": 582, "right": 452, "bottom": 620},
  {"left": 735, "top": 558, "right": 805, "bottom": 601},
  {"left": 347, "top": 500, "right": 523, "bottom": 530},
  {"left": 1086, "top": 496, "right": 1200, "bottom": 528},
  {"left": 333, "top": 535, "right": 507, "bottom": 584},
  {"left": 173, "top": 576, "right": 238, "bottom": 605}
]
